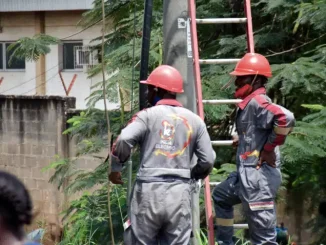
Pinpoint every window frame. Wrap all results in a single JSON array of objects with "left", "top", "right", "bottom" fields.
[
  {"left": 0, "top": 41, "right": 26, "bottom": 72},
  {"left": 61, "top": 40, "right": 84, "bottom": 72}
]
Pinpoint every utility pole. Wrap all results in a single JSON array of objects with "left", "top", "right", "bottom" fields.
[{"left": 163, "top": 1, "right": 200, "bottom": 244}]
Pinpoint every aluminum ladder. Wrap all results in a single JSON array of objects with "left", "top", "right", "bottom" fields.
[{"left": 188, "top": 0, "right": 255, "bottom": 244}]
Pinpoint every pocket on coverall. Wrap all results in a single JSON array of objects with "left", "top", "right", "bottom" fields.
[{"left": 131, "top": 182, "right": 149, "bottom": 216}]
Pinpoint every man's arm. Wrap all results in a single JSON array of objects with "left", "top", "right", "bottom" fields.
[
  {"left": 191, "top": 122, "right": 216, "bottom": 180},
  {"left": 255, "top": 96, "right": 295, "bottom": 152},
  {"left": 111, "top": 111, "right": 148, "bottom": 172}
]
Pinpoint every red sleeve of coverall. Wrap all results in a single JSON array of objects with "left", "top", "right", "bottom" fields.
[
  {"left": 255, "top": 96, "right": 295, "bottom": 152},
  {"left": 111, "top": 111, "right": 148, "bottom": 172}
]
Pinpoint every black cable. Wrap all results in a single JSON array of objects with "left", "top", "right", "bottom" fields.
[
  {"left": 21, "top": 72, "right": 59, "bottom": 95},
  {"left": 130, "top": 0, "right": 137, "bottom": 114},
  {"left": 139, "top": 0, "right": 153, "bottom": 110},
  {"left": 1, "top": 64, "right": 60, "bottom": 94}
]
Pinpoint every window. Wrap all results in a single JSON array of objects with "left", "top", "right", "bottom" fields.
[
  {"left": 62, "top": 41, "right": 83, "bottom": 70},
  {"left": 0, "top": 42, "right": 25, "bottom": 70},
  {"left": 59, "top": 41, "right": 100, "bottom": 71}
]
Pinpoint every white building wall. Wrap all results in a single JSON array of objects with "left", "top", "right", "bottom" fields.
[
  {"left": 0, "top": 12, "right": 37, "bottom": 95},
  {"left": 0, "top": 11, "right": 119, "bottom": 110},
  {"left": 0, "top": 0, "right": 94, "bottom": 12}
]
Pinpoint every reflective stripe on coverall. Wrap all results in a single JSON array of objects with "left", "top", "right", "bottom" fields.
[
  {"left": 212, "top": 88, "right": 295, "bottom": 245},
  {"left": 111, "top": 99, "right": 216, "bottom": 245}
]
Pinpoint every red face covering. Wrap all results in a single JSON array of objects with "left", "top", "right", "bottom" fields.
[{"left": 234, "top": 84, "right": 253, "bottom": 99}]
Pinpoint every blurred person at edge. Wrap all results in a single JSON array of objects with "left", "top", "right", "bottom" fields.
[{"left": 0, "top": 171, "right": 40, "bottom": 245}]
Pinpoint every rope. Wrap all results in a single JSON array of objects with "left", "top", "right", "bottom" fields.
[
  {"left": 100, "top": 0, "right": 115, "bottom": 244},
  {"left": 125, "top": 0, "right": 138, "bottom": 211}
]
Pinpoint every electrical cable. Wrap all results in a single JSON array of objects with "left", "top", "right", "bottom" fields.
[
  {"left": 1, "top": 64, "right": 60, "bottom": 94},
  {"left": 21, "top": 72, "right": 59, "bottom": 95}
]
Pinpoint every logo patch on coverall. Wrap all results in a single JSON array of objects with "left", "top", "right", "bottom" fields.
[
  {"left": 240, "top": 150, "right": 260, "bottom": 160},
  {"left": 154, "top": 114, "right": 193, "bottom": 158}
]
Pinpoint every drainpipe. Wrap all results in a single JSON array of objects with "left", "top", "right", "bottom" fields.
[{"left": 35, "top": 11, "right": 46, "bottom": 95}]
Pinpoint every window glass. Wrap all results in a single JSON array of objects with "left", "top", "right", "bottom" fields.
[
  {"left": 5, "top": 43, "right": 25, "bottom": 69},
  {"left": 63, "top": 42, "right": 83, "bottom": 70}
]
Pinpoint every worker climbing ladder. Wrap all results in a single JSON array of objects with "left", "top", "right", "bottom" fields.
[{"left": 188, "top": 0, "right": 255, "bottom": 244}]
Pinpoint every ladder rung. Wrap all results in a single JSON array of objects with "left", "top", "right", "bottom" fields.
[
  {"left": 233, "top": 224, "right": 249, "bottom": 229},
  {"left": 196, "top": 18, "right": 247, "bottom": 24},
  {"left": 209, "top": 182, "right": 221, "bottom": 186},
  {"left": 199, "top": 59, "right": 240, "bottom": 64},
  {"left": 211, "top": 140, "right": 233, "bottom": 146},
  {"left": 203, "top": 99, "right": 242, "bottom": 104}
]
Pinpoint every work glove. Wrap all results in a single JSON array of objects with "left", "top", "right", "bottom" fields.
[
  {"left": 109, "top": 172, "right": 124, "bottom": 185},
  {"left": 257, "top": 150, "right": 276, "bottom": 170}
]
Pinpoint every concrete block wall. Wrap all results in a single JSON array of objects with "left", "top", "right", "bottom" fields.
[{"left": 0, "top": 95, "right": 75, "bottom": 230}]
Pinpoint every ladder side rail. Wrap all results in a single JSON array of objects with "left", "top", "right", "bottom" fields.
[
  {"left": 188, "top": 0, "right": 215, "bottom": 244},
  {"left": 244, "top": 0, "right": 255, "bottom": 53},
  {"left": 188, "top": 0, "right": 204, "bottom": 119}
]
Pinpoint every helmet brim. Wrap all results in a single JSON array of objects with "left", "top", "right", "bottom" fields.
[
  {"left": 230, "top": 71, "right": 252, "bottom": 76},
  {"left": 230, "top": 71, "right": 272, "bottom": 77},
  {"left": 140, "top": 80, "right": 184, "bottom": 93}
]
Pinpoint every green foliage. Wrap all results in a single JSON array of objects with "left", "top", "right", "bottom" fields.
[
  {"left": 196, "top": 228, "right": 250, "bottom": 245},
  {"left": 80, "top": 0, "right": 164, "bottom": 106},
  {"left": 295, "top": 0, "right": 326, "bottom": 31},
  {"left": 59, "top": 186, "right": 127, "bottom": 245},
  {"left": 41, "top": 155, "right": 82, "bottom": 191},
  {"left": 209, "top": 164, "right": 237, "bottom": 182},
  {"left": 43, "top": 108, "right": 134, "bottom": 244},
  {"left": 7, "top": 34, "right": 60, "bottom": 65}
]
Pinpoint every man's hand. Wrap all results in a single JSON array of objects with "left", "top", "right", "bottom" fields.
[
  {"left": 109, "top": 172, "right": 124, "bottom": 185},
  {"left": 232, "top": 135, "right": 239, "bottom": 149},
  {"left": 257, "top": 150, "right": 276, "bottom": 169}
]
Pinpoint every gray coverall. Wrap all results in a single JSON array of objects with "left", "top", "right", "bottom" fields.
[
  {"left": 212, "top": 88, "right": 295, "bottom": 245},
  {"left": 111, "top": 98, "right": 216, "bottom": 245}
]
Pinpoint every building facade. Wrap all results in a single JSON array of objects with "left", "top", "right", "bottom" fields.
[{"left": 0, "top": 0, "right": 119, "bottom": 109}]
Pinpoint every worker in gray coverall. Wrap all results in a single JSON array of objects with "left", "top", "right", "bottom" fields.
[
  {"left": 109, "top": 65, "right": 216, "bottom": 245},
  {"left": 212, "top": 53, "right": 295, "bottom": 245}
]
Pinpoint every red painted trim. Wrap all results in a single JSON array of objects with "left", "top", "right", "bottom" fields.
[
  {"left": 59, "top": 72, "right": 68, "bottom": 95},
  {"left": 67, "top": 74, "right": 78, "bottom": 95}
]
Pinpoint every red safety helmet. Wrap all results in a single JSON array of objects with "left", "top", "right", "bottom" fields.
[
  {"left": 140, "top": 65, "right": 184, "bottom": 93},
  {"left": 230, "top": 53, "right": 272, "bottom": 78}
]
